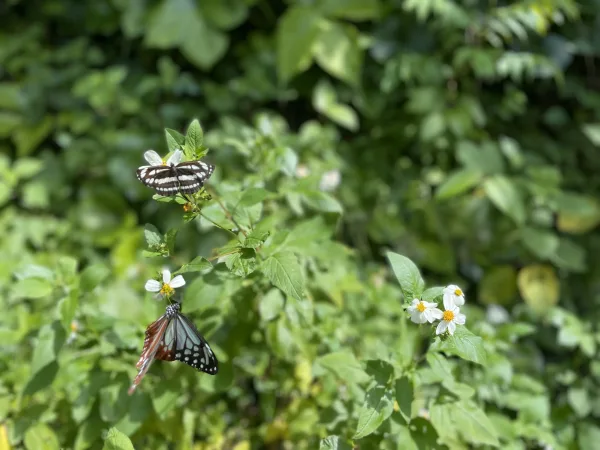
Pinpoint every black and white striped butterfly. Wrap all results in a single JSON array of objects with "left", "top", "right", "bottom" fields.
[
  {"left": 136, "top": 149, "right": 214, "bottom": 196},
  {"left": 128, "top": 301, "right": 218, "bottom": 395}
]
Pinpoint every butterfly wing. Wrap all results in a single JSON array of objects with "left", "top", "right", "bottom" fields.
[
  {"left": 129, "top": 314, "right": 175, "bottom": 395},
  {"left": 136, "top": 164, "right": 184, "bottom": 196},
  {"left": 171, "top": 161, "right": 215, "bottom": 194},
  {"left": 173, "top": 313, "right": 218, "bottom": 375}
]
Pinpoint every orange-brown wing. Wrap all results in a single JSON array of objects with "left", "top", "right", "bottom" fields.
[{"left": 129, "top": 315, "right": 172, "bottom": 395}]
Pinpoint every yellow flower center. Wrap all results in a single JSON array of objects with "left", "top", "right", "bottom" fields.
[
  {"left": 183, "top": 202, "right": 193, "bottom": 212},
  {"left": 416, "top": 302, "right": 426, "bottom": 312},
  {"left": 70, "top": 321, "right": 79, "bottom": 332},
  {"left": 454, "top": 288, "right": 462, "bottom": 296},
  {"left": 443, "top": 310, "right": 454, "bottom": 322},
  {"left": 160, "top": 283, "right": 174, "bottom": 296}
]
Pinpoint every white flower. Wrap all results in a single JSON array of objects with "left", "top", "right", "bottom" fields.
[
  {"left": 296, "top": 164, "right": 310, "bottom": 178},
  {"left": 66, "top": 320, "right": 81, "bottom": 344},
  {"left": 145, "top": 268, "right": 185, "bottom": 298},
  {"left": 319, "top": 169, "right": 341, "bottom": 191},
  {"left": 443, "top": 284, "right": 465, "bottom": 307},
  {"left": 143, "top": 149, "right": 183, "bottom": 167},
  {"left": 407, "top": 298, "right": 443, "bottom": 324},
  {"left": 436, "top": 294, "right": 466, "bottom": 335}
]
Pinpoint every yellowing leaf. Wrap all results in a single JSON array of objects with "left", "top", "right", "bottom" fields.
[{"left": 517, "top": 265, "right": 559, "bottom": 314}]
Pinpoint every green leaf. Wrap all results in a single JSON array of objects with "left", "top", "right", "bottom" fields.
[
  {"left": 394, "top": 376, "right": 413, "bottom": 421},
  {"left": 436, "top": 168, "right": 482, "bottom": 200},
  {"left": 145, "top": 0, "right": 188, "bottom": 48},
  {"left": 301, "top": 190, "right": 343, "bottom": 213},
  {"left": 244, "top": 230, "right": 270, "bottom": 249},
  {"left": 143, "top": 224, "right": 162, "bottom": 248},
  {"left": 316, "top": 351, "right": 369, "bottom": 383},
  {"left": 184, "top": 119, "right": 204, "bottom": 158},
  {"left": 24, "top": 423, "right": 60, "bottom": 450},
  {"left": 259, "top": 288, "right": 285, "bottom": 322},
  {"left": 319, "top": 435, "right": 352, "bottom": 450},
  {"left": 567, "top": 387, "right": 591, "bottom": 418},
  {"left": 318, "top": 0, "right": 381, "bottom": 20},
  {"left": 80, "top": 264, "right": 111, "bottom": 292},
  {"left": 13, "top": 158, "right": 43, "bottom": 179},
  {"left": 223, "top": 248, "right": 257, "bottom": 277},
  {"left": 365, "top": 359, "right": 394, "bottom": 385},
  {"left": 313, "top": 21, "right": 362, "bottom": 87},
  {"left": 12, "top": 278, "right": 53, "bottom": 299},
  {"left": 59, "top": 290, "right": 79, "bottom": 332},
  {"left": 520, "top": 227, "right": 559, "bottom": 259},
  {"left": 456, "top": 141, "right": 505, "bottom": 175},
  {"left": 179, "top": 13, "right": 228, "bottom": 70},
  {"left": 386, "top": 252, "right": 425, "bottom": 301},
  {"left": 582, "top": 123, "right": 600, "bottom": 145},
  {"left": 578, "top": 423, "right": 600, "bottom": 450},
  {"left": 164, "top": 228, "right": 178, "bottom": 256},
  {"left": 421, "top": 287, "right": 443, "bottom": 303},
  {"left": 353, "top": 385, "right": 394, "bottom": 439},
  {"left": 102, "top": 428, "right": 135, "bottom": 450},
  {"left": 165, "top": 128, "right": 185, "bottom": 152},
  {"left": 237, "top": 188, "right": 273, "bottom": 207},
  {"left": 453, "top": 401, "right": 500, "bottom": 446},
  {"left": 175, "top": 256, "right": 212, "bottom": 275},
  {"left": 276, "top": 6, "right": 322, "bottom": 82},
  {"left": 313, "top": 81, "right": 359, "bottom": 131},
  {"left": 431, "top": 327, "right": 487, "bottom": 365},
  {"left": 483, "top": 175, "right": 526, "bottom": 225},
  {"left": 23, "top": 321, "right": 66, "bottom": 396},
  {"left": 262, "top": 252, "right": 304, "bottom": 301}
]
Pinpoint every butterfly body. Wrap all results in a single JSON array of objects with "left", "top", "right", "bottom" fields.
[
  {"left": 129, "top": 302, "right": 218, "bottom": 395},
  {"left": 136, "top": 154, "right": 214, "bottom": 196}
]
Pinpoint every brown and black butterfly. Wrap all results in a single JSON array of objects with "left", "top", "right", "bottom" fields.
[{"left": 128, "top": 302, "right": 218, "bottom": 395}]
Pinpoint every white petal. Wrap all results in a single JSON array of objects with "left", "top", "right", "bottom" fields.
[
  {"left": 423, "top": 301, "right": 438, "bottom": 309},
  {"left": 407, "top": 305, "right": 417, "bottom": 314},
  {"left": 455, "top": 313, "right": 466, "bottom": 325},
  {"left": 169, "top": 275, "right": 186, "bottom": 288},
  {"left": 447, "top": 321, "right": 457, "bottom": 335},
  {"left": 443, "top": 292, "right": 454, "bottom": 310},
  {"left": 436, "top": 321, "right": 448, "bottom": 335},
  {"left": 423, "top": 309, "right": 436, "bottom": 323},
  {"left": 410, "top": 298, "right": 420, "bottom": 307},
  {"left": 430, "top": 308, "right": 443, "bottom": 320},
  {"left": 166, "top": 149, "right": 183, "bottom": 166},
  {"left": 144, "top": 150, "right": 163, "bottom": 166},
  {"left": 145, "top": 279, "right": 161, "bottom": 292},
  {"left": 162, "top": 269, "right": 171, "bottom": 284},
  {"left": 444, "top": 284, "right": 457, "bottom": 294},
  {"left": 411, "top": 311, "right": 426, "bottom": 324},
  {"left": 453, "top": 295, "right": 465, "bottom": 306}
]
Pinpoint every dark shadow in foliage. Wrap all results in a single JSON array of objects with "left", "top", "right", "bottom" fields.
[
  {"left": 365, "top": 359, "right": 394, "bottom": 385},
  {"left": 409, "top": 417, "right": 447, "bottom": 450}
]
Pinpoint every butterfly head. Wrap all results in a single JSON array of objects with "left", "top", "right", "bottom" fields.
[{"left": 165, "top": 302, "right": 181, "bottom": 317}]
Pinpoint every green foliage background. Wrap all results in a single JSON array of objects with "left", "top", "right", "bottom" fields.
[{"left": 1, "top": 0, "right": 600, "bottom": 448}]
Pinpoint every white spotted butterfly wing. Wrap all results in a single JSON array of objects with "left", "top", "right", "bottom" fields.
[{"left": 128, "top": 303, "right": 218, "bottom": 395}]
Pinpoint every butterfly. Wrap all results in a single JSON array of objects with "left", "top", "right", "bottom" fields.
[
  {"left": 136, "top": 149, "right": 214, "bottom": 196},
  {"left": 128, "top": 301, "right": 218, "bottom": 395}
]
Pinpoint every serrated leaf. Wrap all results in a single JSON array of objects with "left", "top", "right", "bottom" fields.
[
  {"left": 102, "top": 428, "right": 135, "bottom": 450},
  {"left": 353, "top": 385, "right": 394, "bottom": 439},
  {"left": 223, "top": 248, "right": 257, "bottom": 277},
  {"left": 175, "top": 256, "right": 212, "bottom": 275},
  {"left": 262, "top": 252, "right": 304, "bottom": 300},
  {"left": 244, "top": 230, "right": 270, "bottom": 249},
  {"left": 184, "top": 119, "right": 203, "bottom": 159},
  {"left": 316, "top": 351, "right": 369, "bottom": 383},
  {"left": 301, "top": 190, "right": 343, "bottom": 213},
  {"left": 164, "top": 228, "right": 178, "bottom": 255},
  {"left": 431, "top": 327, "right": 487, "bottom": 365},
  {"left": 165, "top": 128, "right": 185, "bottom": 152},
  {"left": 80, "top": 264, "right": 110, "bottom": 292},
  {"left": 365, "top": 359, "right": 394, "bottom": 385},
  {"left": 143, "top": 224, "right": 162, "bottom": 248},
  {"left": 386, "top": 252, "right": 425, "bottom": 301},
  {"left": 12, "top": 278, "right": 53, "bottom": 299},
  {"left": 319, "top": 435, "right": 352, "bottom": 450},
  {"left": 453, "top": 401, "right": 500, "bottom": 446}
]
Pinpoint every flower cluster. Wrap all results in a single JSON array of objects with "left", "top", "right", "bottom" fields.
[{"left": 407, "top": 284, "right": 466, "bottom": 336}]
